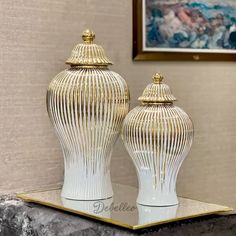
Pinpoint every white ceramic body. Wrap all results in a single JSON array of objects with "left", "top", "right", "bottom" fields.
[
  {"left": 47, "top": 67, "right": 129, "bottom": 200},
  {"left": 122, "top": 104, "right": 193, "bottom": 206}
]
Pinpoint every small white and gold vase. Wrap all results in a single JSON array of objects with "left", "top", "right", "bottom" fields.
[
  {"left": 47, "top": 29, "right": 129, "bottom": 200},
  {"left": 122, "top": 73, "right": 193, "bottom": 206}
]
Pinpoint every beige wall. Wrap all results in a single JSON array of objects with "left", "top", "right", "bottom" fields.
[{"left": 1, "top": 0, "right": 236, "bottom": 207}]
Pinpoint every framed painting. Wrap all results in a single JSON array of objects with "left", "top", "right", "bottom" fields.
[{"left": 133, "top": 0, "right": 236, "bottom": 61}]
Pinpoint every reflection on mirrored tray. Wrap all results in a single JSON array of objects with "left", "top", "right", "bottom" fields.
[
  {"left": 62, "top": 197, "right": 114, "bottom": 218},
  {"left": 17, "top": 183, "right": 232, "bottom": 230},
  {"left": 61, "top": 197, "right": 179, "bottom": 225}
]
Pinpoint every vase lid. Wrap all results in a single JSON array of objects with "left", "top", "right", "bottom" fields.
[
  {"left": 66, "top": 29, "right": 113, "bottom": 66},
  {"left": 138, "top": 73, "right": 177, "bottom": 104}
]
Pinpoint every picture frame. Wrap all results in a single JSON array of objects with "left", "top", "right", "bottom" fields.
[{"left": 133, "top": 0, "right": 236, "bottom": 61}]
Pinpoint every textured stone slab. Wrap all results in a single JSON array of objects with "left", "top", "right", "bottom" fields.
[{"left": 0, "top": 196, "right": 236, "bottom": 236}]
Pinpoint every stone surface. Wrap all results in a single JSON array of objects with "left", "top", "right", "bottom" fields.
[{"left": 0, "top": 196, "right": 236, "bottom": 236}]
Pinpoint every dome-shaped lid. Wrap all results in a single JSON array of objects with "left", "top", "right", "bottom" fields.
[
  {"left": 66, "top": 29, "right": 113, "bottom": 66},
  {"left": 138, "top": 73, "right": 176, "bottom": 104}
]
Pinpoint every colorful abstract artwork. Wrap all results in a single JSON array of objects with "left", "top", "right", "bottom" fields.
[{"left": 143, "top": 0, "right": 236, "bottom": 53}]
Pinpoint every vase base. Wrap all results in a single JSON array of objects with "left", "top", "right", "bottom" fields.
[
  {"left": 62, "top": 168, "right": 113, "bottom": 200},
  {"left": 136, "top": 201, "right": 178, "bottom": 207},
  {"left": 61, "top": 194, "right": 113, "bottom": 201},
  {"left": 137, "top": 191, "right": 179, "bottom": 207}
]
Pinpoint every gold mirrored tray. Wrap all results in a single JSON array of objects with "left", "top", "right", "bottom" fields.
[{"left": 17, "top": 183, "right": 233, "bottom": 230}]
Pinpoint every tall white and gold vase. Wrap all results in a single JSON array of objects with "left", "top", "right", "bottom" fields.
[
  {"left": 47, "top": 30, "right": 130, "bottom": 200},
  {"left": 122, "top": 73, "right": 193, "bottom": 206}
]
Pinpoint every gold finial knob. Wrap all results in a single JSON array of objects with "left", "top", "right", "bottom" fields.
[
  {"left": 153, "top": 73, "right": 164, "bottom": 84},
  {"left": 82, "top": 29, "right": 95, "bottom": 43}
]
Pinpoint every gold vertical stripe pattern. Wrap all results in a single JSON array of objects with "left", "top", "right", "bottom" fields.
[
  {"left": 47, "top": 68, "right": 129, "bottom": 200},
  {"left": 122, "top": 104, "right": 193, "bottom": 205}
]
